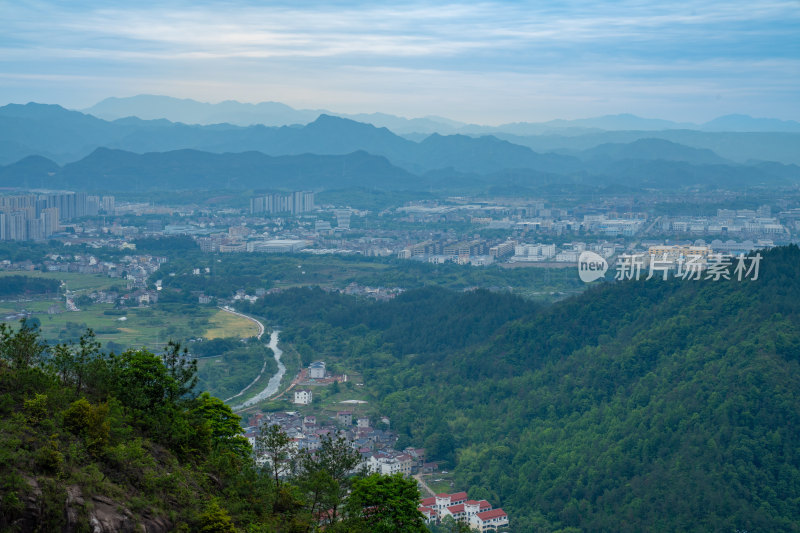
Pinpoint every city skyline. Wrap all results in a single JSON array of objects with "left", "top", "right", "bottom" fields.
[{"left": 2, "top": 1, "right": 798, "bottom": 124}]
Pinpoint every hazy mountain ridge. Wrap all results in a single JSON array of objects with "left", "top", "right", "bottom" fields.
[
  {"left": 1, "top": 103, "right": 799, "bottom": 191},
  {"left": 1, "top": 146, "right": 797, "bottom": 193},
  {"left": 0, "top": 148, "right": 420, "bottom": 192},
  {"left": 83, "top": 95, "right": 800, "bottom": 134}
]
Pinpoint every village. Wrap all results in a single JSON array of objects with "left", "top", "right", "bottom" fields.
[{"left": 242, "top": 360, "right": 510, "bottom": 531}]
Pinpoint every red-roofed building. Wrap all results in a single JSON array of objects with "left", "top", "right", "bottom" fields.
[
  {"left": 442, "top": 503, "right": 466, "bottom": 521},
  {"left": 464, "top": 499, "right": 492, "bottom": 518},
  {"left": 449, "top": 491, "right": 468, "bottom": 503},
  {"left": 420, "top": 491, "right": 507, "bottom": 527},
  {"left": 470, "top": 508, "right": 509, "bottom": 531},
  {"left": 418, "top": 506, "right": 437, "bottom": 524}
]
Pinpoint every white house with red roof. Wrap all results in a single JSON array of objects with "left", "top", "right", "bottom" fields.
[
  {"left": 470, "top": 508, "right": 509, "bottom": 531},
  {"left": 434, "top": 491, "right": 468, "bottom": 512},
  {"left": 420, "top": 491, "right": 507, "bottom": 529},
  {"left": 418, "top": 506, "right": 437, "bottom": 524}
]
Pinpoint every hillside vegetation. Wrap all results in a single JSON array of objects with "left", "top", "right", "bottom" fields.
[
  {"left": 0, "top": 325, "right": 424, "bottom": 532},
  {"left": 242, "top": 245, "right": 800, "bottom": 532}
]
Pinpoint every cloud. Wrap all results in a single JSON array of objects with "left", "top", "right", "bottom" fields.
[{"left": 0, "top": 0, "right": 798, "bottom": 121}]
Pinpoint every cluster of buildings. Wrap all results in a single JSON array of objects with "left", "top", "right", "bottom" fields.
[
  {"left": 340, "top": 283, "right": 403, "bottom": 301},
  {"left": 250, "top": 191, "right": 315, "bottom": 215},
  {"left": 419, "top": 492, "right": 509, "bottom": 531},
  {"left": 658, "top": 207, "right": 786, "bottom": 237},
  {"left": 244, "top": 410, "right": 399, "bottom": 458},
  {"left": 244, "top": 411, "right": 510, "bottom": 529},
  {"left": 0, "top": 192, "right": 115, "bottom": 241},
  {"left": 40, "top": 252, "right": 165, "bottom": 288},
  {"left": 398, "top": 238, "right": 621, "bottom": 265}
]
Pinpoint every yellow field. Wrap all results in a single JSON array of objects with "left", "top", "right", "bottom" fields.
[{"left": 204, "top": 309, "right": 259, "bottom": 339}]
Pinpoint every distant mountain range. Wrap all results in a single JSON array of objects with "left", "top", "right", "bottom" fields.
[
  {"left": 0, "top": 102, "right": 798, "bottom": 192},
  {"left": 83, "top": 95, "right": 800, "bottom": 134},
  {"left": 0, "top": 149, "right": 421, "bottom": 192},
  {"left": 0, "top": 146, "right": 796, "bottom": 194}
]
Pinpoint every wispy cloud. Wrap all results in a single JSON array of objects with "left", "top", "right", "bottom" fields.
[{"left": 0, "top": 0, "right": 798, "bottom": 121}]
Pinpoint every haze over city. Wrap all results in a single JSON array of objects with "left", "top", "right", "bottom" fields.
[{"left": 2, "top": 0, "right": 799, "bottom": 124}]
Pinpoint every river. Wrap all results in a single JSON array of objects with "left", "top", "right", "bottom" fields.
[{"left": 231, "top": 330, "right": 285, "bottom": 411}]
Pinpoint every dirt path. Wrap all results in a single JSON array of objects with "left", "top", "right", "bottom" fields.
[{"left": 414, "top": 473, "right": 436, "bottom": 498}]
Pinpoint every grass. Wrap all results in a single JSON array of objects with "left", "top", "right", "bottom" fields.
[
  {"left": 7, "top": 302, "right": 215, "bottom": 351},
  {"left": 424, "top": 474, "right": 457, "bottom": 495},
  {"left": 204, "top": 309, "right": 259, "bottom": 339},
  {"left": 0, "top": 271, "right": 123, "bottom": 293}
]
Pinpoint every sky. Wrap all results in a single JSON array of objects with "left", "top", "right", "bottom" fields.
[{"left": 1, "top": 0, "right": 798, "bottom": 124}]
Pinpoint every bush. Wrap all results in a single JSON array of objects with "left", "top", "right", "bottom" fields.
[
  {"left": 63, "top": 398, "right": 110, "bottom": 452},
  {"left": 35, "top": 438, "right": 64, "bottom": 475},
  {"left": 199, "top": 500, "right": 236, "bottom": 533},
  {"left": 23, "top": 393, "right": 48, "bottom": 424}
]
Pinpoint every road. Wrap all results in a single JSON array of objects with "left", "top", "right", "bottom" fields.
[
  {"left": 219, "top": 307, "right": 271, "bottom": 404},
  {"left": 414, "top": 473, "right": 436, "bottom": 498}
]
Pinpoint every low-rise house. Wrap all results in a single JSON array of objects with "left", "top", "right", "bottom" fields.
[
  {"left": 336, "top": 411, "right": 353, "bottom": 426},
  {"left": 309, "top": 361, "right": 326, "bottom": 378},
  {"left": 418, "top": 507, "right": 437, "bottom": 524},
  {"left": 293, "top": 389, "right": 313, "bottom": 405},
  {"left": 470, "top": 509, "right": 509, "bottom": 531},
  {"left": 422, "top": 491, "right": 505, "bottom": 528}
]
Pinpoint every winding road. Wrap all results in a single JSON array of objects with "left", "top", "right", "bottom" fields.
[{"left": 218, "top": 306, "right": 274, "bottom": 404}]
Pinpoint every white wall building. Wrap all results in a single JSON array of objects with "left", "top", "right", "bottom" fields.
[{"left": 293, "top": 389, "right": 313, "bottom": 405}]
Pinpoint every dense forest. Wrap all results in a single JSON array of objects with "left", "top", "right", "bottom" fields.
[
  {"left": 0, "top": 276, "right": 60, "bottom": 298},
  {"left": 241, "top": 245, "right": 800, "bottom": 532},
  {"left": 0, "top": 324, "right": 426, "bottom": 532},
  {"left": 154, "top": 249, "right": 581, "bottom": 303}
]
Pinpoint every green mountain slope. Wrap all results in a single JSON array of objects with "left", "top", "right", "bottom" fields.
[
  {"left": 244, "top": 246, "right": 800, "bottom": 532},
  {"left": 0, "top": 327, "right": 426, "bottom": 532}
]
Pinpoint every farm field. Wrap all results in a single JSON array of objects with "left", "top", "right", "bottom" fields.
[
  {"left": 0, "top": 271, "right": 124, "bottom": 292},
  {"left": 205, "top": 309, "right": 260, "bottom": 339}
]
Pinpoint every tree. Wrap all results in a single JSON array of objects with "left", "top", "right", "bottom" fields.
[
  {"left": 191, "top": 392, "right": 250, "bottom": 459},
  {"left": 112, "top": 349, "right": 177, "bottom": 412},
  {"left": 435, "top": 516, "right": 473, "bottom": 533},
  {"left": 296, "top": 432, "right": 363, "bottom": 526},
  {"left": 198, "top": 500, "right": 236, "bottom": 533},
  {"left": 0, "top": 319, "right": 47, "bottom": 370},
  {"left": 161, "top": 341, "right": 198, "bottom": 403},
  {"left": 255, "top": 424, "right": 294, "bottom": 489},
  {"left": 343, "top": 473, "right": 427, "bottom": 533},
  {"left": 73, "top": 329, "right": 101, "bottom": 395}
]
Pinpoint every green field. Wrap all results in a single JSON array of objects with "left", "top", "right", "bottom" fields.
[
  {"left": 3, "top": 301, "right": 216, "bottom": 351},
  {"left": 205, "top": 309, "right": 260, "bottom": 339},
  {"left": 423, "top": 474, "right": 457, "bottom": 495},
  {"left": 27, "top": 303, "right": 212, "bottom": 349},
  {"left": 0, "top": 271, "right": 124, "bottom": 293},
  {"left": 0, "top": 270, "right": 268, "bottom": 350}
]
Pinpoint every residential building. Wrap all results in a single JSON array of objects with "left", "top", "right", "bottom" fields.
[
  {"left": 294, "top": 390, "right": 313, "bottom": 405},
  {"left": 470, "top": 509, "right": 509, "bottom": 531},
  {"left": 309, "top": 361, "right": 326, "bottom": 379}
]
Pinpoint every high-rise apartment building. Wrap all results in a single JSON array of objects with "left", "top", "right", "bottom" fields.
[{"left": 250, "top": 191, "right": 315, "bottom": 215}]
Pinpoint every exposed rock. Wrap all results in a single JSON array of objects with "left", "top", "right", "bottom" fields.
[
  {"left": 63, "top": 485, "right": 171, "bottom": 533},
  {"left": 64, "top": 484, "right": 84, "bottom": 530},
  {"left": 9, "top": 477, "right": 43, "bottom": 532}
]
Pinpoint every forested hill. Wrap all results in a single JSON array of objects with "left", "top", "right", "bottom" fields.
[{"left": 243, "top": 245, "right": 800, "bottom": 532}]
